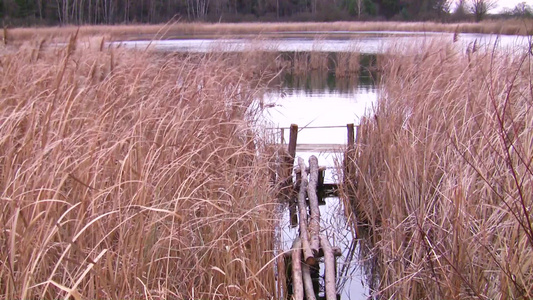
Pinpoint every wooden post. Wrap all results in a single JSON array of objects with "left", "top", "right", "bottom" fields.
[
  {"left": 297, "top": 157, "right": 316, "bottom": 266},
  {"left": 280, "top": 124, "right": 298, "bottom": 202},
  {"left": 317, "top": 167, "right": 325, "bottom": 190},
  {"left": 345, "top": 123, "right": 355, "bottom": 185},
  {"left": 307, "top": 156, "right": 320, "bottom": 255},
  {"left": 347, "top": 123, "right": 355, "bottom": 150},
  {"left": 288, "top": 124, "right": 298, "bottom": 159},
  {"left": 355, "top": 125, "right": 360, "bottom": 145},
  {"left": 286, "top": 124, "right": 298, "bottom": 195},
  {"left": 280, "top": 127, "right": 285, "bottom": 144},
  {"left": 320, "top": 235, "right": 337, "bottom": 300},
  {"left": 317, "top": 166, "right": 326, "bottom": 204}
]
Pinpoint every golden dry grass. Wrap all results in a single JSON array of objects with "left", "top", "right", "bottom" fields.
[
  {"left": 0, "top": 36, "right": 282, "bottom": 299},
  {"left": 345, "top": 39, "right": 533, "bottom": 298}
]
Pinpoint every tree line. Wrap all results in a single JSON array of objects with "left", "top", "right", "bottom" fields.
[{"left": 1, "top": 0, "right": 531, "bottom": 26}]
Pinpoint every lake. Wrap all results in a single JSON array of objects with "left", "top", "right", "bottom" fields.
[{"left": 117, "top": 31, "right": 531, "bottom": 53}]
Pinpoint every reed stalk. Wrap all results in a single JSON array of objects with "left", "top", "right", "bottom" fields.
[
  {"left": 344, "top": 39, "right": 533, "bottom": 299},
  {"left": 0, "top": 37, "right": 279, "bottom": 299}
]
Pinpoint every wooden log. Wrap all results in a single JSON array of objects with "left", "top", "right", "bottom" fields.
[
  {"left": 302, "top": 263, "right": 317, "bottom": 300},
  {"left": 320, "top": 235, "right": 337, "bottom": 300},
  {"left": 295, "top": 166, "right": 302, "bottom": 192},
  {"left": 291, "top": 238, "right": 304, "bottom": 300},
  {"left": 317, "top": 246, "right": 343, "bottom": 258},
  {"left": 307, "top": 156, "right": 320, "bottom": 255},
  {"left": 284, "top": 246, "right": 342, "bottom": 259},
  {"left": 297, "top": 157, "right": 316, "bottom": 266}
]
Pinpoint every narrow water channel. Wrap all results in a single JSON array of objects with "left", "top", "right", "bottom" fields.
[{"left": 261, "top": 53, "right": 378, "bottom": 299}]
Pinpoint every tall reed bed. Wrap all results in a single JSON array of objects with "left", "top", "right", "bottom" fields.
[
  {"left": 0, "top": 37, "right": 280, "bottom": 299},
  {"left": 335, "top": 51, "right": 360, "bottom": 78},
  {"left": 345, "top": 39, "right": 533, "bottom": 298}
]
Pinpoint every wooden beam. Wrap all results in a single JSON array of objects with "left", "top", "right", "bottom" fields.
[
  {"left": 297, "top": 158, "right": 316, "bottom": 266},
  {"left": 307, "top": 156, "right": 320, "bottom": 255},
  {"left": 291, "top": 238, "right": 304, "bottom": 300},
  {"left": 320, "top": 235, "right": 337, "bottom": 300},
  {"left": 302, "top": 263, "right": 317, "bottom": 300}
]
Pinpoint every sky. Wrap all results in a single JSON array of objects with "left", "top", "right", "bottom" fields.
[
  {"left": 492, "top": 0, "right": 531, "bottom": 12},
  {"left": 452, "top": 0, "right": 531, "bottom": 13}
]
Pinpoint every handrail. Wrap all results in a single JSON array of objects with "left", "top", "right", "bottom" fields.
[{"left": 265, "top": 125, "right": 350, "bottom": 130}]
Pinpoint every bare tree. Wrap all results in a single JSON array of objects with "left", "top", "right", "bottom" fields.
[
  {"left": 356, "top": 0, "right": 363, "bottom": 17},
  {"left": 512, "top": 2, "right": 533, "bottom": 17},
  {"left": 469, "top": 0, "right": 496, "bottom": 22}
]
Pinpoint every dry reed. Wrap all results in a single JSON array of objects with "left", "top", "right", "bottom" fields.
[
  {"left": 335, "top": 51, "right": 360, "bottom": 78},
  {"left": 345, "top": 39, "right": 533, "bottom": 299},
  {"left": 292, "top": 52, "right": 310, "bottom": 75},
  {"left": 0, "top": 36, "right": 280, "bottom": 299}
]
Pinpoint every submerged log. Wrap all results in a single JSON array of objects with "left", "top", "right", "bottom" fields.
[
  {"left": 297, "top": 157, "right": 316, "bottom": 266},
  {"left": 291, "top": 239, "right": 304, "bottom": 300},
  {"left": 320, "top": 235, "right": 337, "bottom": 300},
  {"left": 307, "top": 156, "right": 321, "bottom": 255}
]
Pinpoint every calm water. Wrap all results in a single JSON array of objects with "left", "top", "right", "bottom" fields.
[
  {"left": 117, "top": 31, "right": 530, "bottom": 53},
  {"left": 266, "top": 55, "right": 376, "bottom": 299}
]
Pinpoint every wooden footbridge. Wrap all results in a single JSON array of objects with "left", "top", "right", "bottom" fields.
[{"left": 272, "top": 123, "right": 357, "bottom": 300}]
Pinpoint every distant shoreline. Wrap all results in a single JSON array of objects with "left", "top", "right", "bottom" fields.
[{"left": 3, "top": 20, "right": 532, "bottom": 44}]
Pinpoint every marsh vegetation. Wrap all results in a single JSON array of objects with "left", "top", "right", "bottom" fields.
[
  {"left": 1, "top": 26, "right": 532, "bottom": 300},
  {"left": 0, "top": 37, "right": 286, "bottom": 299},
  {"left": 344, "top": 39, "right": 533, "bottom": 299}
]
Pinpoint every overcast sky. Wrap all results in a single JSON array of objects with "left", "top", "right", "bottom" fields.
[
  {"left": 452, "top": 0, "right": 530, "bottom": 13},
  {"left": 493, "top": 0, "right": 530, "bottom": 12}
]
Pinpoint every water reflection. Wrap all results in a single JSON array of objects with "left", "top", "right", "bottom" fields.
[
  {"left": 271, "top": 53, "right": 378, "bottom": 94},
  {"left": 262, "top": 53, "right": 378, "bottom": 145},
  {"left": 265, "top": 52, "right": 377, "bottom": 299}
]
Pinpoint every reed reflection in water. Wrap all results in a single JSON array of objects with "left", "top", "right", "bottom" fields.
[{"left": 264, "top": 52, "right": 378, "bottom": 299}]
